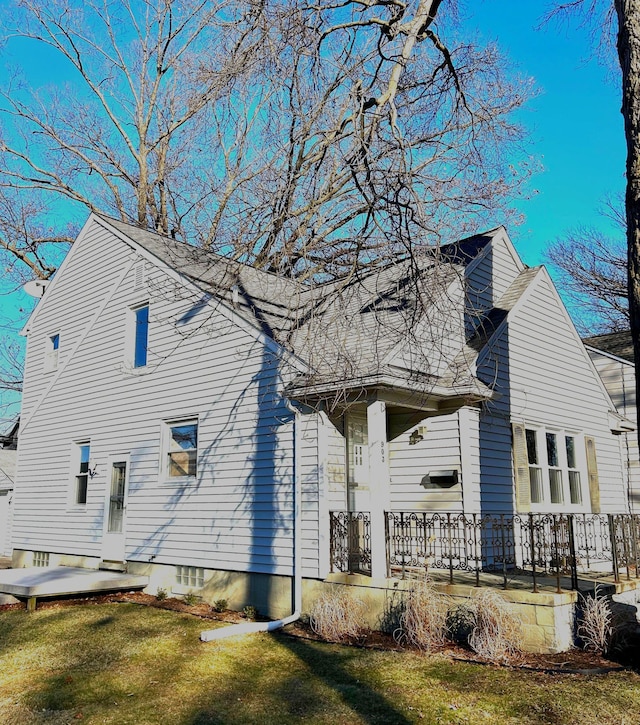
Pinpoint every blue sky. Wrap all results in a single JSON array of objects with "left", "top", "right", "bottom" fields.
[
  {"left": 0, "top": 2, "right": 628, "bottom": 422},
  {"left": 467, "top": 2, "right": 625, "bottom": 266}
]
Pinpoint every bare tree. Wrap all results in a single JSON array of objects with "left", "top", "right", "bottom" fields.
[
  {"left": 0, "top": 0, "right": 266, "bottom": 264},
  {"left": 547, "top": 199, "right": 628, "bottom": 331},
  {"left": 0, "top": 0, "right": 532, "bottom": 282}
]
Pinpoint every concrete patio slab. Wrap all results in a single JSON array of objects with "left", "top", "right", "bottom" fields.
[{"left": 0, "top": 566, "right": 148, "bottom": 610}]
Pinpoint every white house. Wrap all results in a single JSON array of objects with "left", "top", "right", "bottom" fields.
[{"left": 10, "top": 214, "right": 631, "bottom": 618}]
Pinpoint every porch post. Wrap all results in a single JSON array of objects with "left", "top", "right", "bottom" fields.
[{"left": 367, "top": 398, "right": 390, "bottom": 579}]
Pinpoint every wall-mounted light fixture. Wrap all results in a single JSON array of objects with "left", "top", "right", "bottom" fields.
[{"left": 409, "top": 426, "right": 427, "bottom": 445}]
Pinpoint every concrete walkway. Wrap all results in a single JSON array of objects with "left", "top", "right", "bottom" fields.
[{"left": 0, "top": 566, "right": 148, "bottom": 610}]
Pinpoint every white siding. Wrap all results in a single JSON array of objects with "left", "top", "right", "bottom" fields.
[
  {"left": 476, "top": 272, "right": 626, "bottom": 513},
  {"left": 14, "top": 221, "right": 298, "bottom": 576},
  {"left": 465, "top": 234, "right": 522, "bottom": 323},
  {"left": 326, "top": 416, "right": 347, "bottom": 512},
  {"left": 588, "top": 351, "right": 639, "bottom": 511},
  {"left": 299, "top": 411, "right": 320, "bottom": 577},
  {"left": 389, "top": 413, "right": 463, "bottom": 511}
]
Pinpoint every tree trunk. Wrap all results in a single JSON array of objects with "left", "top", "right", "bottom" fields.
[{"left": 615, "top": 0, "right": 640, "bottom": 455}]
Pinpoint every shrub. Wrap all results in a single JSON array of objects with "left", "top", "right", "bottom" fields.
[
  {"left": 393, "top": 579, "right": 449, "bottom": 651},
  {"left": 468, "top": 590, "right": 522, "bottom": 663},
  {"left": 447, "top": 603, "right": 476, "bottom": 645},
  {"left": 183, "top": 591, "right": 199, "bottom": 606},
  {"left": 243, "top": 605, "right": 258, "bottom": 620},
  {"left": 310, "top": 587, "right": 367, "bottom": 642},
  {"left": 212, "top": 599, "right": 228, "bottom": 613},
  {"left": 577, "top": 586, "right": 612, "bottom": 655},
  {"left": 155, "top": 587, "right": 168, "bottom": 602}
]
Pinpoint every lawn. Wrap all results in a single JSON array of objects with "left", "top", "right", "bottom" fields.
[{"left": 0, "top": 603, "right": 639, "bottom": 724}]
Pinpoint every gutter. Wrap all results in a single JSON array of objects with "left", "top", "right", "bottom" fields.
[{"left": 200, "top": 399, "right": 302, "bottom": 641}]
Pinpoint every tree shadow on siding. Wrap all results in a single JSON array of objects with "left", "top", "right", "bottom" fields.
[{"left": 125, "top": 286, "right": 293, "bottom": 616}]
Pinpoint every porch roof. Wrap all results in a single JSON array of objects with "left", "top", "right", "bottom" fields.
[{"left": 285, "top": 370, "right": 493, "bottom": 412}]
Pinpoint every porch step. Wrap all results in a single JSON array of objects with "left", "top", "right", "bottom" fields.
[{"left": 99, "top": 560, "right": 126, "bottom": 573}]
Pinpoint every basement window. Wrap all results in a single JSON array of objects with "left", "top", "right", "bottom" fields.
[
  {"left": 33, "top": 551, "right": 50, "bottom": 567},
  {"left": 176, "top": 566, "right": 204, "bottom": 588}
]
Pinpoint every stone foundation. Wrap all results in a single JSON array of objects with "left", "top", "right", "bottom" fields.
[{"left": 11, "top": 549, "right": 640, "bottom": 653}]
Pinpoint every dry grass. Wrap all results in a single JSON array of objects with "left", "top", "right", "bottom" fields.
[
  {"left": 309, "top": 587, "right": 367, "bottom": 642},
  {"left": 393, "top": 579, "right": 449, "bottom": 651},
  {"left": 578, "top": 587, "right": 613, "bottom": 654},
  {"left": 0, "top": 602, "right": 639, "bottom": 724},
  {"left": 468, "top": 589, "right": 523, "bottom": 663}
]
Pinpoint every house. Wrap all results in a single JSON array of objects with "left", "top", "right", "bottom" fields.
[
  {"left": 583, "top": 331, "right": 639, "bottom": 510},
  {"left": 10, "top": 214, "right": 632, "bottom": 632},
  {"left": 0, "top": 419, "right": 18, "bottom": 558}
]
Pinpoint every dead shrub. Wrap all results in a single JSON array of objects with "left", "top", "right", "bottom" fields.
[
  {"left": 468, "top": 590, "right": 522, "bottom": 663},
  {"left": 309, "top": 587, "right": 367, "bottom": 642},
  {"left": 393, "top": 579, "right": 449, "bottom": 651},
  {"left": 577, "top": 586, "right": 612, "bottom": 655}
]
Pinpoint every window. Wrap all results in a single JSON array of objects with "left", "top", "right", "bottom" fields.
[
  {"left": 176, "top": 565, "right": 204, "bottom": 588},
  {"left": 525, "top": 429, "right": 543, "bottom": 504},
  {"left": 566, "top": 436, "right": 583, "bottom": 505},
  {"left": 165, "top": 419, "right": 198, "bottom": 478},
  {"left": 346, "top": 414, "right": 368, "bottom": 486},
  {"left": 134, "top": 304, "right": 149, "bottom": 368},
  {"left": 73, "top": 442, "right": 91, "bottom": 505},
  {"left": 33, "top": 551, "right": 50, "bottom": 567},
  {"left": 44, "top": 332, "right": 60, "bottom": 372},
  {"left": 524, "top": 428, "right": 585, "bottom": 509}
]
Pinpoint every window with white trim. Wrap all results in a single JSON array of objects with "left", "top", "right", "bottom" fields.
[
  {"left": 44, "top": 332, "right": 60, "bottom": 372},
  {"left": 346, "top": 414, "right": 368, "bottom": 486},
  {"left": 524, "top": 427, "right": 586, "bottom": 510},
  {"left": 72, "top": 441, "right": 91, "bottom": 506},
  {"left": 163, "top": 419, "right": 198, "bottom": 479},
  {"left": 133, "top": 303, "right": 149, "bottom": 368}
]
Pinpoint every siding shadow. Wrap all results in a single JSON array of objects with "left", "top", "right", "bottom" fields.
[{"left": 125, "top": 286, "right": 293, "bottom": 616}]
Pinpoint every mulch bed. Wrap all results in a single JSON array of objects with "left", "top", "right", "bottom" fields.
[{"left": 0, "top": 590, "right": 629, "bottom": 674}]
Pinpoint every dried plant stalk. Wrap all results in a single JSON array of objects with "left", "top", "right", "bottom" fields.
[
  {"left": 468, "top": 590, "right": 522, "bottom": 663},
  {"left": 578, "top": 587, "right": 612, "bottom": 655},
  {"left": 393, "top": 579, "right": 449, "bottom": 651},
  {"left": 309, "top": 588, "right": 367, "bottom": 642}
]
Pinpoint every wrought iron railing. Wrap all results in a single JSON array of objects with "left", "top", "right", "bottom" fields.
[
  {"left": 329, "top": 511, "right": 371, "bottom": 576},
  {"left": 329, "top": 511, "right": 640, "bottom": 592}
]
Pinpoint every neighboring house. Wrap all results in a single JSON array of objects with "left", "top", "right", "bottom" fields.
[
  {"left": 584, "top": 331, "right": 639, "bottom": 510},
  {"left": 0, "top": 419, "right": 18, "bottom": 557},
  {"left": 10, "top": 214, "right": 630, "bottom": 618}
]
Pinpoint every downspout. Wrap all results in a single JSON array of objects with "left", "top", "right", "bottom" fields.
[{"left": 200, "top": 399, "right": 302, "bottom": 641}]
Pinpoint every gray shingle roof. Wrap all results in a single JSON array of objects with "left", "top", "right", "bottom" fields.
[
  {"left": 99, "top": 216, "right": 530, "bottom": 395},
  {"left": 583, "top": 331, "right": 634, "bottom": 362}
]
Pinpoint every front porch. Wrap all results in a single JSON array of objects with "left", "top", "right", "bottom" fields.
[
  {"left": 329, "top": 511, "right": 640, "bottom": 593},
  {"left": 327, "top": 510, "right": 640, "bottom": 652}
]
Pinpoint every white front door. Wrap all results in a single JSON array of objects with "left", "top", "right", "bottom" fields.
[
  {"left": 102, "top": 457, "right": 129, "bottom": 562},
  {"left": 347, "top": 413, "right": 370, "bottom": 512}
]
